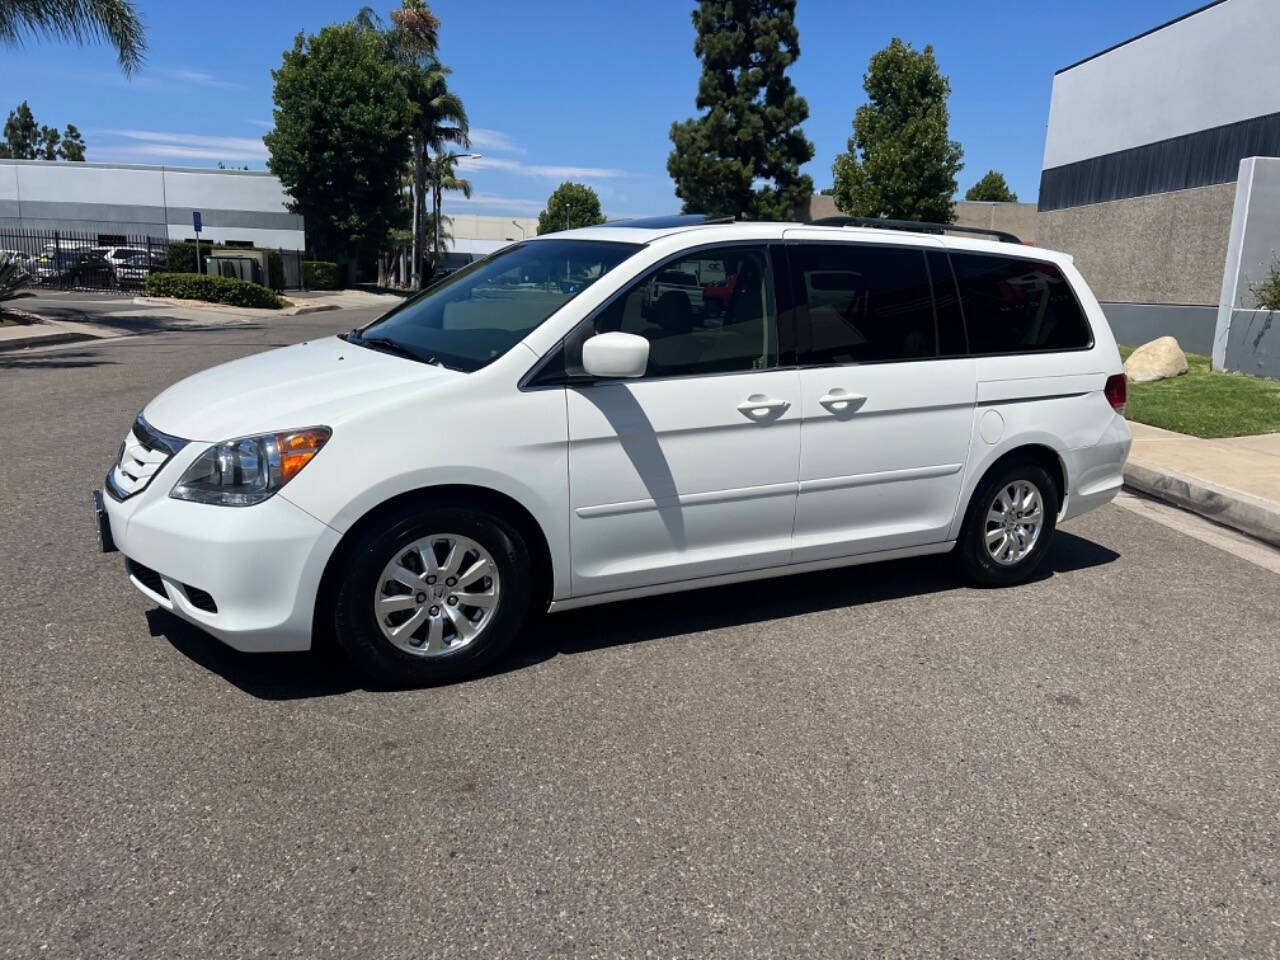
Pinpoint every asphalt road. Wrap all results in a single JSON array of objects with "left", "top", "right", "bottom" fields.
[{"left": 2, "top": 311, "right": 1278, "bottom": 958}]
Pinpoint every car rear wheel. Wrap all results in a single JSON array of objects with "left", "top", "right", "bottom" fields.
[
  {"left": 333, "top": 507, "right": 532, "bottom": 686},
  {"left": 956, "top": 461, "right": 1059, "bottom": 587}
]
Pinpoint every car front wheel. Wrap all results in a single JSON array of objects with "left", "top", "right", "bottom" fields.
[{"left": 332, "top": 507, "right": 532, "bottom": 686}]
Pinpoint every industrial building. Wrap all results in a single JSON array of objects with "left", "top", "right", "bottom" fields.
[
  {"left": 0, "top": 159, "right": 305, "bottom": 250},
  {"left": 1037, "top": 0, "right": 1280, "bottom": 371}
]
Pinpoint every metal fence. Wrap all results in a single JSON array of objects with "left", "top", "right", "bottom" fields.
[
  {"left": 0, "top": 228, "right": 169, "bottom": 294},
  {"left": 0, "top": 228, "right": 310, "bottom": 293}
]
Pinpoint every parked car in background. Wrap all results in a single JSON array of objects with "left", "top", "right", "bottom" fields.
[
  {"left": 111, "top": 252, "right": 153, "bottom": 287},
  {"left": 33, "top": 247, "right": 114, "bottom": 286},
  {"left": 97, "top": 217, "right": 1131, "bottom": 686}
]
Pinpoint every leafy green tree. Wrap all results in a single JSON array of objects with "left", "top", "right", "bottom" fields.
[
  {"left": 667, "top": 0, "right": 814, "bottom": 220},
  {"left": 0, "top": 0, "right": 146, "bottom": 76},
  {"left": 965, "top": 170, "right": 1017, "bottom": 203},
  {"left": 59, "top": 123, "right": 85, "bottom": 160},
  {"left": 536, "top": 182, "right": 606, "bottom": 235},
  {"left": 265, "top": 19, "right": 414, "bottom": 265},
  {"left": 831, "top": 38, "right": 964, "bottom": 223},
  {"left": 3, "top": 101, "right": 38, "bottom": 158}
]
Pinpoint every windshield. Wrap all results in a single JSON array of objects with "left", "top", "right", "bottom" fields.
[{"left": 354, "top": 238, "right": 642, "bottom": 372}]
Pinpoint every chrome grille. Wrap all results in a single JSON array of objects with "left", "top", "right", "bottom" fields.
[{"left": 106, "top": 415, "right": 188, "bottom": 500}]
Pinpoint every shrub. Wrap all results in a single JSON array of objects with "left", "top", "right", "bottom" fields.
[
  {"left": 302, "top": 260, "right": 342, "bottom": 289},
  {"left": 1253, "top": 259, "right": 1280, "bottom": 311},
  {"left": 163, "top": 242, "right": 285, "bottom": 290},
  {"left": 145, "top": 272, "right": 283, "bottom": 309},
  {"left": 0, "top": 252, "right": 31, "bottom": 303}
]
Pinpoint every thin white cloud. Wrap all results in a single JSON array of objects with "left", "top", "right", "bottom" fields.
[
  {"left": 96, "top": 129, "right": 269, "bottom": 161},
  {"left": 446, "top": 192, "right": 546, "bottom": 215},
  {"left": 457, "top": 155, "right": 631, "bottom": 180},
  {"left": 468, "top": 128, "right": 526, "bottom": 155},
  {"left": 248, "top": 120, "right": 274, "bottom": 130},
  {"left": 168, "top": 69, "right": 240, "bottom": 89}
]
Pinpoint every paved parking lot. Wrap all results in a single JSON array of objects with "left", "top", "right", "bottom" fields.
[{"left": 2, "top": 312, "right": 1278, "bottom": 958}]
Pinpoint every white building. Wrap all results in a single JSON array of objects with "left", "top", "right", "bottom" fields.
[
  {"left": 0, "top": 160, "right": 305, "bottom": 250},
  {"left": 440, "top": 213, "right": 539, "bottom": 268},
  {"left": 1037, "top": 0, "right": 1280, "bottom": 357}
]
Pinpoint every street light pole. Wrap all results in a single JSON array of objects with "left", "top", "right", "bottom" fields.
[{"left": 512, "top": 219, "right": 526, "bottom": 240}]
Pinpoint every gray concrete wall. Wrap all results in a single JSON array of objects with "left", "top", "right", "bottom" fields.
[
  {"left": 1037, "top": 181, "right": 1236, "bottom": 305},
  {"left": 1214, "top": 158, "right": 1280, "bottom": 369},
  {"left": 952, "top": 201, "right": 1037, "bottom": 244},
  {"left": 798, "top": 194, "right": 1037, "bottom": 243},
  {"left": 1100, "top": 302, "right": 1218, "bottom": 355},
  {"left": 1222, "top": 308, "right": 1280, "bottom": 378}
]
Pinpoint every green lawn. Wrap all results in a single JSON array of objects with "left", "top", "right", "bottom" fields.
[{"left": 1118, "top": 346, "right": 1280, "bottom": 438}]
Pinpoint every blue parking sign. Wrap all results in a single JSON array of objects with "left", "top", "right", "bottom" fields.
[{"left": 193, "top": 211, "right": 202, "bottom": 233}]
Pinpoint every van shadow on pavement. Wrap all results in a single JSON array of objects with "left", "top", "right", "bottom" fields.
[{"left": 152, "top": 530, "right": 1119, "bottom": 701}]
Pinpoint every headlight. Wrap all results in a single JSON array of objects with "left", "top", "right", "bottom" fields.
[{"left": 170, "top": 427, "right": 331, "bottom": 506}]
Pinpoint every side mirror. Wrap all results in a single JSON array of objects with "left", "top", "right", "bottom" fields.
[{"left": 581, "top": 331, "right": 649, "bottom": 379}]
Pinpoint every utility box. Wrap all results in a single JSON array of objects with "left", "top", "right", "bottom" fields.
[{"left": 205, "top": 250, "right": 267, "bottom": 286}]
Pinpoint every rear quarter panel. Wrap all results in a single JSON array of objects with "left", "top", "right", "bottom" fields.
[{"left": 946, "top": 255, "right": 1128, "bottom": 538}]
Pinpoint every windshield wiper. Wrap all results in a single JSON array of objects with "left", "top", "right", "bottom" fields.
[{"left": 347, "top": 333, "right": 442, "bottom": 367}]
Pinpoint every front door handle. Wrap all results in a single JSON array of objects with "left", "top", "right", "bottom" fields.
[
  {"left": 737, "top": 394, "right": 790, "bottom": 418},
  {"left": 819, "top": 388, "right": 867, "bottom": 412}
]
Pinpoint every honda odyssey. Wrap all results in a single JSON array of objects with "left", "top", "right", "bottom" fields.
[{"left": 96, "top": 217, "right": 1131, "bottom": 684}]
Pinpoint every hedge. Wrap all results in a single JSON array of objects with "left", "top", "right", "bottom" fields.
[
  {"left": 164, "top": 241, "right": 285, "bottom": 291},
  {"left": 302, "top": 260, "right": 342, "bottom": 289},
  {"left": 145, "top": 272, "right": 283, "bottom": 309}
]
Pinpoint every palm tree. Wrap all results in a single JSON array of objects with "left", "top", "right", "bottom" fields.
[
  {"left": 390, "top": 1, "right": 469, "bottom": 288},
  {"left": 425, "top": 152, "right": 471, "bottom": 276},
  {"left": 0, "top": 0, "right": 146, "bottom": 76}
]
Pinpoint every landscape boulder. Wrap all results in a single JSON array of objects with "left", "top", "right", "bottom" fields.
[{"left": 1124, "top": 336, "right": 1188, "bottom": 383}]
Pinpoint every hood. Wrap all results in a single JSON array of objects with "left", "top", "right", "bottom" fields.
[{"left": 144, "top": 336, "right": 459, "bottom": 441}]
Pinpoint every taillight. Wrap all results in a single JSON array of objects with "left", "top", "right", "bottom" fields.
[{"left": 1104, "top": 373, "right": 1127, "bottom": 414}]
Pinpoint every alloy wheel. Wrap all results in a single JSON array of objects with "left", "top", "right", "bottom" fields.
[
  {"left": 374, "top": 534, "right": 501, "bottom": 656},
  {"left": 983, "top": 480, "right": 1045, "bottom": 566}
]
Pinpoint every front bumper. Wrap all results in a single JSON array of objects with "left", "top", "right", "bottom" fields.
[{"left": 102, "top": 483, "right": 341, "bottom": 652}]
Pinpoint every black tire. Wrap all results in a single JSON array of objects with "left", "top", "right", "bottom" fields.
[
  {"left": 332, "top": 506, "right": 532, "bottom": 686},
  {"left": 956, "top": 460, "right": 1059, "bottom": 587}
]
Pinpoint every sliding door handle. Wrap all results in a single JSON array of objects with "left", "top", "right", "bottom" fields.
[
  {"left": 737, "top": 394, "right": 790, "bottom": 418},
  {"left": 818, "top": 389, "right": 867, "bottom": 412}
]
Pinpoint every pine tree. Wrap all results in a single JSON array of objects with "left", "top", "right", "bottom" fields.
[
  {"left": 965, "top": 170, "right": 1017, "bottom": 203},
  {"left": 831, "top": 38, "right": 963, "bottom": 223},
  {"left": 59, "top": 124, "right": 86, "bottom": 161},
  {"left": 667, "top": 0, "right": 814, "bottom": 220},
  {"left": 3, "top": 101, "right": 38, "bottom": 159}
]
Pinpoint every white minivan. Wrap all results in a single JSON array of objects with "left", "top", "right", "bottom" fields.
[{"left": 96, "top": 217, "right": 1131, "bottom": 684}]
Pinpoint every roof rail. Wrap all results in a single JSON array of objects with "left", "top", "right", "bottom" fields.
[
  {"left": 600, "top": 213, "right": 736, "bottom": 229},
  {"left": 809, "top": 215, "right": 1023, "bottom": 245}
]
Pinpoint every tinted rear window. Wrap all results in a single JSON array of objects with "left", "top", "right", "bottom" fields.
[
  {"left": 792, "top": 243, "right": 937, "bottom": 364},
  {"left": 950, "top": 253, "right": 1092, "bottom": 354}
]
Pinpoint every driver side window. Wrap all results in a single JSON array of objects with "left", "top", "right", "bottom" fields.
[{"left": 591, "top": 245, "right": 779, "bottom": 378}]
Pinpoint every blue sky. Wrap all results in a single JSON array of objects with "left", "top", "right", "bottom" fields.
[{"left": 0, "top": 0, "right": 1206, "bottom": 218}]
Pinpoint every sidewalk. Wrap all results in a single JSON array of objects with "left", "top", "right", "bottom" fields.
[{"left": 1124, "top": 421, "right": 1280, "bottom": 547}]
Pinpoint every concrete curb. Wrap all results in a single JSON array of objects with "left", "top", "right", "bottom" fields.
[
  {"left": 131, "top": 295, "right": 339, "bottom": 317},
  {"left": 284, "top": 303, "right": 339, "bottom": 316},
  {"left": 1123, "top": 458, "right": 1280, "bottom": 548},
  {"left": 0, "top": 329, "right": 94, "bottom": 352}
]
